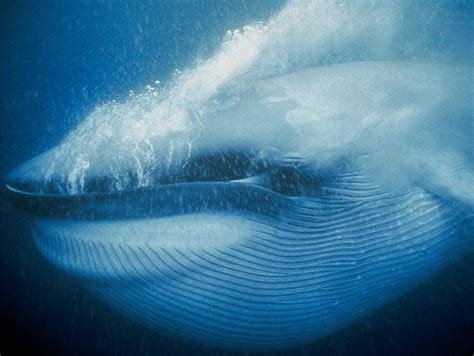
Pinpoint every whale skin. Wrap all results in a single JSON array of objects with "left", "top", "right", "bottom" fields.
[{"left": 5, "top": 61, "right": 473, "bottom": 350}]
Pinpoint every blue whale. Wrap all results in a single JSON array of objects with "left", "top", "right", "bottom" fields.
[{"left": 4, "top": 62, "right": 473, "bottom": 350}]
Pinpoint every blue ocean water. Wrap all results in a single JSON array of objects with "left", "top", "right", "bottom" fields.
[{"left": 1, "top": 1, "right": 473, "bottom": 355}]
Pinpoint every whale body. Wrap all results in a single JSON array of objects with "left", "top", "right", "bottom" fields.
[{"left": 5, "top": 61, "right": 473, "bottom": 350}]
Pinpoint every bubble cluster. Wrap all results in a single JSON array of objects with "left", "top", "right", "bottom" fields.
[{"left": 25, "top": 0, "right": 472, "bottom": 195}]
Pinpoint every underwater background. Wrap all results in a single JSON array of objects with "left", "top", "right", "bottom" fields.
[{"left": 0, "top": 0, "right": 473, "bottom": 355}]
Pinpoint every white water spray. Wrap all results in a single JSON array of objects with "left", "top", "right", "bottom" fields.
[{"left": 11, "top": 0, "right": 472, "bottom": 199}]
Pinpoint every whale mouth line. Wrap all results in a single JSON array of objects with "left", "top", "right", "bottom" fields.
[
  {"left": 5, "top": 149, "right": 323, "bottom": 196},
  {"left": 3, "top": 180, "right": 293, "bottom": 220},
  {"left": 3, "top": 151, "right": 326, "bottom": 220}
]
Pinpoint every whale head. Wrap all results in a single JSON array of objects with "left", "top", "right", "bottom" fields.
[{"left": 4, "top": 61, "right": 473, "bottom": 350}]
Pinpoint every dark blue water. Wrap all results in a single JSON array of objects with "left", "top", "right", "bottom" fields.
[{"left": 1, "top": 1, "right": 473, "bottom": 355}]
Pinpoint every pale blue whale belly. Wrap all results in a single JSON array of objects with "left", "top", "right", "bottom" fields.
[{"left": 27, "top": 172, "right": 466, "bottom": 349}]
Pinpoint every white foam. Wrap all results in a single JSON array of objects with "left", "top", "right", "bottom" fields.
[{"left": 17, "top": 0, "right": 472, "bottom": 202}]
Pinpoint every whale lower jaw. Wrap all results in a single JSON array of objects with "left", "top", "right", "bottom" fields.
[{"left": 26, "top": 173, "right": 466, "bottom": 350}]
